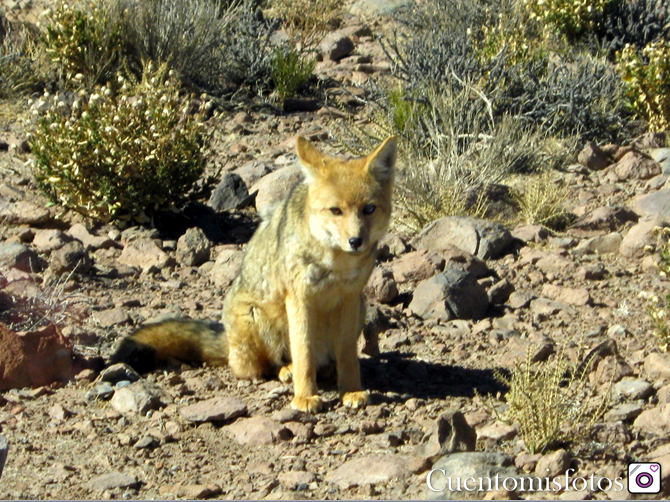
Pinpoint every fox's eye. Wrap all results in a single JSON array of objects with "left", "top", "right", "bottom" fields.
[
  {"left": 363, "top": 204, "right": 376, "bottom": 215},
  {"left": 330, "top": 207, "right": 342, "bottom": 215}
]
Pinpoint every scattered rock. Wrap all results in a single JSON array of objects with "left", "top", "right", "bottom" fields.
[
  {"left": 325, "top": 454, "right": 426, "bottom": 488},
  {"left": 604, "top": 403, "right": 644, "bottom": 422},
  {"left": 620, "top": 218, "right": 670, "bottom": 258},
  {"left": 350, "top": 0, "right": 412, "bottom": 16},
  {"left": 0, "top": 200, "right": 50, "bottom": 225},
  {"left": 408, "top": 270, "right": 489, "bottom": 321},
  {"left": 251, "top": 165, "right": 303, "bottom": 217},
  {"left": 0, "top": 242, "right": 39, "bottom": 272},
  {"left": 209, "top": 247, "right": 244, "bottom": 288},
  {"left": 644, "top": 352, "right": 670, "bottom": 382},
  {"left": 635, "top": 189, "right": 670, "bottom": 218},
  {"left": 614, "top": 378, "right": 653, "bottom": 400},
  {"left": 512, "top": 224, "right": 550, "bottom": 243},
  {"left": 426, "top": 452, "right": 526, "bottom": 500},
  {"left": 508, "top": 290, "right": 538, "bottom": 309},
  {"left": 411, "top": 216, "right": 512, "bottom": 260},
  {"left": 226, "top": 416, "right": 291, "bottom": 446},
  {"left": 68, "top": 224, "right": 117, "bottom": 250},
  {"left": 633, "top": 403, "right": 670, "bottom": 436},
  {"left": 94, "top": 307, "right": 131, "bottom": 328},
  {"left": 435, "top": 244, "right": 490, "bottom": 278},
  {"left": 573, "top": 206, "right": 638, "bottom": 231},
  {"left": 50, "top": 240, "right": 92, "bottom": 274},
  {"left": 529, "top": 297, "right": 577, "bottom": 316},
  {"left": 208, "top": 172, "right": 251, "bottom": 211},
  {"left": 578, "top": 142, "right": 610, "bottom": 171},
  {"left": 176, "top": 227, "right": 212, "bottom": 267},
  {"left": 99, "top": 363, "right": 141, "bottom": 385},
  {"left": 110, "top": 381, "right": 163, "bottom": 415},
  {"left": 541, "top": 284, "right": 591, "bottom": 306},
  {"left": 535, "top": 449, "right": 571, "bottom": 478},
  {"left": 650, "top": 148, "right": 670, "bottom": 174},
  {"left": 86, "top": 471, "right": 138, "bottom": 491},
  {"left": 476, "top": 422, "right": 518, "bottom": 442},
  {"left": 377, "top": 232, "right": 407, "bottom": 260},
  {"left": 390, "top": 249, "right": 444, "bottom": 283},
  {"left": 320, "top": 31, "right": 355, "bottom": 61},
  {"left": 487, "top": 279, "right": 515, "bottom": 305},
  {"left": 613, "top": 151, "right": 661, "bottom": 180},
  {"left": 118, "top": 238, "right": 171, "bottom": 273},
  {"left": 417, "top": 410, "right": 477, "bottom": 460},
  {"left": 0, "top": 323, "right": 74, "bottom": 391},
  {"left": 32, "top": 229, "right": 70, "bottom": 252},
  {"left": 278, "top": 470, "right": 316, "bottom": 489},
  {"left": 365, "top": 267, "right": 398, "bottom": 303},
  {"left": 179, "top": 397, "right": 248, "bottom": 423},
  {"left": 0, "top": 436, "right": 7, "bottom": 478}
]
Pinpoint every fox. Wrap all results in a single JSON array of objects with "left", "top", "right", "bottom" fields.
[{"left": 111, "top": 135, "right": 397, "bottom": 412}]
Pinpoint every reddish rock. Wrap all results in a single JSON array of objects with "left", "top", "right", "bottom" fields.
[
  {"left": 613, "top": 151, "right": 661, "bottom": 180},
  {"left": 118, "top": 238, "right": 171, "bottom": 272},
  {"left": 390, "top": 249, "right": 444, "bottom": 283},
  {"left": 179, "top": 397, "right": 248, "bottom": 423},
  {"left": 365, "top": 266, "right": 398, "bottom": 303},
  {"left": 620, "top": 219, "right": 670, "bottom": 258},
  {"left": 541, "top": 284, "right": 592, "bottom": 306},
  {"left": 325, "top": 454, "right": 428, "bottom": 488},
  {"left": 578, "top": 142, "right": 610, "bottom": 171},
  {"left": 226, "top": 416, "right": 291, "bottom": 446},
  {"left": 0, "top": 323, "right": 74, "bottom": 391}
]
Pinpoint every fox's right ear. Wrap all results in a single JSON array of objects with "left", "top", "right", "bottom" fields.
[{"left": 296, "top": 135, "right": 326, "bottom": 182}]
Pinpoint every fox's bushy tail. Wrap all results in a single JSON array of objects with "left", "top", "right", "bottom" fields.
[{"left": 110, "top": 319, "right": 228, "bottom": 373}]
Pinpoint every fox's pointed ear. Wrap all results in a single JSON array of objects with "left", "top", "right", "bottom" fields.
[
  {"left": 296, "top": 135, "right": 326, "bottom": 181},
  {"left": 366, "top": 136, "right": 397, "bottom": 181}
]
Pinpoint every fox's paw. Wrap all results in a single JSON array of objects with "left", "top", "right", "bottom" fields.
[
  {"left": 291, "top": 395, "right": 322, "bottom": 413},
  {"left": 342, "top": 391, "right": 368, "bottom": 409},
  {"left": 278, "top": 364, "right": 293, "bottom": 384}
]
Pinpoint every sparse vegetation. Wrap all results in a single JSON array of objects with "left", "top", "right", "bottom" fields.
[
  {"left": 617, "top": 40, "right": 670, "bottom": 132},
  {"left": 29, "top": 65, "right": 211, "bottom": 223},
  {"left": 512, "top": 170, "right": 572, "bottom": 229},
  {"left": 522, "top": 0, "right": 614, "bottom": 40},
  {"left": 271, "top": 46, "right": 316, "bottom": 101},
  {"left": 268, "top": 0, "right": 343, "bottom": 52},
  {"left": 491, "top": 349, "right": 610, "bottom": 454},
  {"left": 0, "top": 16, "right": 50, "bottom": 98}
]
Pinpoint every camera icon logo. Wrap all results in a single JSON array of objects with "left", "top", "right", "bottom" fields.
[{"left": 628, "top": 462, "right": 661, "bottom": 494}]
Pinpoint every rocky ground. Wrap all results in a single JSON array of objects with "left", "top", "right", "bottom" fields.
[{"left": 2, "top": 0, "right": 670, "bottom": 500}]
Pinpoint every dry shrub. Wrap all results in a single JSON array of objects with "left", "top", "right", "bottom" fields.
[
  {"left": 511, "top": 170, "right": 572, "bottom": 229},
  {"left": 492, "top": 348, "right": 610, "bottom": 454}
]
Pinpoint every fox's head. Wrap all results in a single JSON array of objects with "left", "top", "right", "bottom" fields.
[{"left": 296, "top": 135, "right": 396, "bottom": 256}]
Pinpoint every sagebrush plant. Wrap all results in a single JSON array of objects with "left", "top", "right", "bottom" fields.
[
  {"left": 0, "top": 269, "right": 87, "bottom": 331},
  {"left": 41, "top": 0, "right": 126, "bottom": 88},
  {"left": 491, "top": 349, "right": 610, "bottom": 454},
  {"left": 0, "top": 16, "right": 51, "bottom": 98},
  {"left": 596, "top": 0, "right": 670, "bottom": 55},
  {"left": 271, "top": 46, "right": 316, "bottom": 100},
  {"left": 268, "top": 0, "right": 343, "bottom": 52},
  {"left": 383, "top": 0, "right": 633, "bottom": 143},
  {"left": 617, "top": 40, "right": 670, "bottom": 132},
  {"left": 522, "top": 0, "right": 614, "bottom": 39},
  {"left": 29, "top": 64, "right": 211, "bottom": 223},
  {"left": 337, "top": 82, "right": 568, "bottom": 233},
  {"left": 124, "top": 0, "right": 275, "bottom": 94},
  {"left": 512, "top": 170, "right": 571, "bottom": 229}
]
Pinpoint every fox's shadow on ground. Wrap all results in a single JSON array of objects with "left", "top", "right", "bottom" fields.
[{"left": 359, "top": 351, "right": 507, "bottom": 403}]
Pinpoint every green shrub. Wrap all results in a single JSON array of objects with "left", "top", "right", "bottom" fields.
[
  {"left": 523, "top": 0, "right": 614, "bottom": 39},
  {"left": 271, "top": 46, "right": 316, "bottom": 100},
  {"left": 41, "top": 0, "right": 125, "bottom": 88},
  {"left": 29, "top": 65, "right": 211, "bottom": 223},
  {"left": 617, "top": 40, "right": 670, "bottom": 132}
]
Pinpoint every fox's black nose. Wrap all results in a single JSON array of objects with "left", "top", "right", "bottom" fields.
[{"left": 349, "top": 237, "right": 364, "bottom": 250}]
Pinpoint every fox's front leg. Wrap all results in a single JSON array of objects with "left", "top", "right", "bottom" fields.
[
  {"left": 335, "top": 295, "right": 368, "bottom": 409},
  {"left": 285, "top": 294, "right": 322, "bottom": 413}
]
